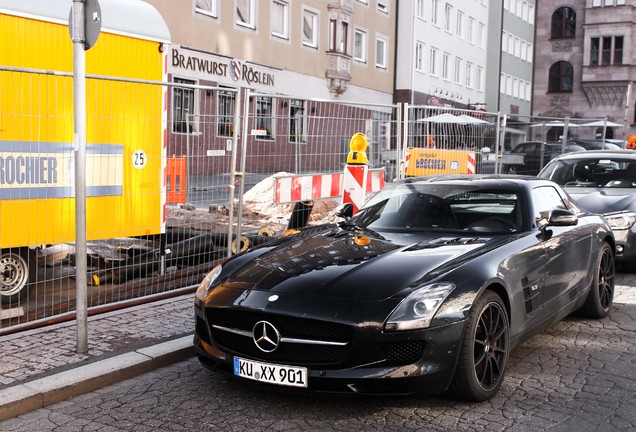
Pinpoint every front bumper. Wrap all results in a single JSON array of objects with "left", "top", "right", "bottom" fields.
[
  {"left": 612, "top": 228, "right": 636, "bottom": 264},
  {"left": 193, "top": 299, "right": 466, "bottom": 396}
]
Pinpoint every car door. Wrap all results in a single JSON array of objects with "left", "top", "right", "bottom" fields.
[{"left": 531, "top": 185, "right": 594, "bottom": 315}]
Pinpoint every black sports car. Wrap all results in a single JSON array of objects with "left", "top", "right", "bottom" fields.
[
  {"left": 538, "top": 150, "right": 636, "bottom": 271},
  {"left": 194, "top": 175, "right": 615, "bottom": 401}
]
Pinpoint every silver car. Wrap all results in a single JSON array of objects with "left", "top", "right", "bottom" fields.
[{"left": 538, "top": 150, "right": 636, "bottom": 271}]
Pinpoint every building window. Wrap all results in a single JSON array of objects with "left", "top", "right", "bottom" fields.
[
  {"left": 500, "top": 72, "right": 506, "bottom": 93},
  {"left": 592, "top": 36, "right": 624, "bottom": 65},
  {"left": 528, "top": 4, "right": 534, "bottom": 25},
  {"left": 594, "top": 0, "right": 627, "bottom": 5},
  {"left": 195, "top": 0, "right": 217, "bottom": 18},
  {"left": 415, "top": 41, "right": 425, "bottom": 71},
  {"left": 217, "top": 88, "right": 235, "bottom": 137},
  {"left": 442, "top": 52, "right": 450, "bottom": 80},
  {"left": 416, "top": 0, "right": 426, "bottom": 19},
  {"left": 454, "top": 57, "right": 462, "bottom": 83},
  {"left": 431, "top": 0, "right": 439, "bottom": 25},
  {"left": 465, "top": 62, "right": 473, "bottom": 88},
  {"left": 444, "top": 3, "right": 452, "bottom": 32},
  {"left": 376, "top": 36, "right": 388, "bottom": 69},
  {"left": 302, "top": 9, "right": 318, "bottom": 48},
  {"left": 377, "top": 0, "right": 388, "bottom": 14},
  {"left": 328, "top": 20, "right": 337, "bottom": 51},
  {"left": 255, "top": 96, "right": 274, "bottom": 140},
  {"left": 477, "top": 23, "right": 485, "bottom": 48},
  {"left": 467, "top": 17, "right": 474, "bottom": 43},
  {"left": 527, "top": 43, "right": 533, "bottom": 63},
  {"left": 456, "top": 11, "right": 463, "bottom": 38},
  {"left": 430, "top": 47, "right": 438, "bottom": 76},
  {"left": 271, "top": 0, "right": 289, "bottom": 39},
  {"left": 548, "top": 61, "right": 574, "bottom": 92},
  {"left": 476, "top": 66, "right": 483, "bottom": 91},
  {"left": 602, "top": 36, "right": 612, "bottom": 65},
  {"left": 354, "top": 28, "right": 367, "bottom": 63},
  {"left": 329, "top": 19, "right": 349, "bottom": 54},
  {"left": 615, "top": 36, "right": 624, "bottom": 64},
  {"left": 173, "top": 78, "right": 196, "bottom": 134},
  {"left": 289, "top": 99, "right": 306, "bottom": 143},
  {"left": 551, "top": 7, "right": 576, "bottom": 39},
  {"left": 236, "top": 0, "right": 256, "bottom": 28},
  {"left": 590, "top": 37, "right": 600, "bottom": 65}
]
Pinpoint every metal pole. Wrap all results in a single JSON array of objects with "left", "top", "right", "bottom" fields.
[
  {"left": 226, "top": 88, "right": 243, "bottom": 257},
  {"left": 71, "top": 0, "right": 88, "bottom": 354},
  {"left": 236, "top": 89, "right": 251, "bottom": 245}
]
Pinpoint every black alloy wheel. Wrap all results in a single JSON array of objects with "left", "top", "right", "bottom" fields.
[
  {"left": 448, "top": 290, "right": 509, "bottom": 402},
  {"left": 579, "top": 242, "right": 614, "bottom": 318}
]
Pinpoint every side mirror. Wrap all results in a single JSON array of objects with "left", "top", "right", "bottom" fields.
[
  {"left": 538, "top": 209, "right": 578, "bottom": 230},
  {"left": 335, "top": 203, "right": 354, "bottom": 220}
]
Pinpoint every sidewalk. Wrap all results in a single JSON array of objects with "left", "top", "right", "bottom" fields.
[{"left": 0, "top": 294, "right": 195, "bottom": 421}]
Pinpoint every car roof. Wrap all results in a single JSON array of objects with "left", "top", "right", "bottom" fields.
[
  {"left": 549, "top": 149, "right": 636, "bottom": 160},
  {"left": 400, "top": 174, "right": 556, "bottom": 190}
]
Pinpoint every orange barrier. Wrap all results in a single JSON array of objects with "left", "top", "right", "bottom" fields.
[{"left": 166, "top": 157, "right": 186, "bottom": 204}]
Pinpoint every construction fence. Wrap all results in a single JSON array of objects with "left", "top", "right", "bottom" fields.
[{"left": 0, "top": 68, "right": 625, "bottom": 333}]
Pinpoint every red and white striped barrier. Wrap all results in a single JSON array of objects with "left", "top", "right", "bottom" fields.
[{"left": 274, "top": 169, "right": 385, "bottom": 204}]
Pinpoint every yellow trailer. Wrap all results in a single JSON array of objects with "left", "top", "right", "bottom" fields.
[{"left": 0, "top": 0, "right": 170, "bottom": 303}]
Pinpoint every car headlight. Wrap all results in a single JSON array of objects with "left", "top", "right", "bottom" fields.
[
  {"left": 604, "top": 212, "right": 636, "bottom": 230},
  {"left": 195, "top": 265, "right": 222, "bottom": 301},
  {"left": 385, "top": 283, "right": 455, "bottom": 331}
]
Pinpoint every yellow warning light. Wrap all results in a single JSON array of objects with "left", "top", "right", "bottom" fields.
[
  {"left": 354, "top": 234, "right": 371, "bottom": 246},
  {"left": 346, "top": 132, "right": 368, "bottom": 165}
]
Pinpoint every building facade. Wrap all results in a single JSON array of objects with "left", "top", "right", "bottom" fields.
[
  {"left": 533, "top": 0, "right": 635, "bottom": 139},
  {"left": 143, "top": 0, "right": 397, "bottom": 177},
  {"left": 485, "top": 0, "right": 535, "bottom": 118},
  {"left": 395, "top": 0, "right": 490, "bottom": 110}
]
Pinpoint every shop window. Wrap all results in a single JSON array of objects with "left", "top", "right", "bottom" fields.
[
  {"left": 173, "top": 78, "right": 196, "bottom": 134},
  {"left": 217, "top": 88, "right": 235, "bottom": 137},
  {"left": 255, "top": 96, "right": 274, "bottom": 140},
  {"left": 289, "top": 99, "right": 306, "bottom": 143}
]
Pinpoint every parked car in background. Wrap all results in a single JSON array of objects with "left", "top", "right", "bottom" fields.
[
  {"left": 503, "top": 141, "right": 586, "bottom": 175},
  {"left": 570, "top": 140, "right": 621, "bottom": 151},
  {"left": 539, "top": 150, "right": 636, "bottom": 271},
  {"left": 194, "top": 175, "right": 615, "bottom": 402}
]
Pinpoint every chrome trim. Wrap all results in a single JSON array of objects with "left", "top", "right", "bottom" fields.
[{"left": 212, "top": 325, "right": 349, "bottom": 346}]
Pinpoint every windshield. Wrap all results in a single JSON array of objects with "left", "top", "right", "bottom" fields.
[
  {"left": 351, "top": 182, "right": 523, "bottom": 234},
  {"left": 539, "top": 157, "right": 636, "bottom": 188}
]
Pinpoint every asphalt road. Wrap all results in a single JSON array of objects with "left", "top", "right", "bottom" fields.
[{"left": 2, "top": 277, "right": 636, "bottom": 432}]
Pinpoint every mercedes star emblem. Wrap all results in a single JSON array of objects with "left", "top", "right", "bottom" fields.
[{"left": 252, "top": 321, "right": 281, "bottom": 353}]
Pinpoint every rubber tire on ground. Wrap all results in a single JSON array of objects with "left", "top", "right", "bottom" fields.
[
  {"left": 577, "top": 242, "right": 614, "bottom": 319},
  {"left": 0, "top": 248, "right": 36, "bottom": 305},
  {"left": 448, "top": 290, "right": 510, "bottom": 402}
]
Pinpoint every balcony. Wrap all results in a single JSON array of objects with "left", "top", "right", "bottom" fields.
[{"left": 326, "top": 51, "right": 351, "bottom": 96}]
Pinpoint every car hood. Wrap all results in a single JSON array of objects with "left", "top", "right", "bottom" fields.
[
  {"left": 565, "top": 187, "right": 636, "bottom": 214},
  {"left": 218, "top": 227, "right": 505, "bottom": 301}
]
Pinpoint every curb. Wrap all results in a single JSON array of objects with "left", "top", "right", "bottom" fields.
[{"left": 0, "top": 335, "right": 195, "bottom": 421}]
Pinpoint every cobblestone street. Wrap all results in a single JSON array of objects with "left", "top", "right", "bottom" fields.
[{"left": 0, "top": 275, "right": 635, "bottom": 431}]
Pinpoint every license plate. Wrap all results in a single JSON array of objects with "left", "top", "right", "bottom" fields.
[{"left": 233, "top": 357, "right": 308, "bottom": 388}]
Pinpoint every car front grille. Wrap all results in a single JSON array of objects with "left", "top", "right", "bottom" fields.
[
  {"left": 206, "top": 308, "right": 353, "bottom": 365},
  {"left": 204, "top": 308, "right": 425, "bottom": 367}
]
